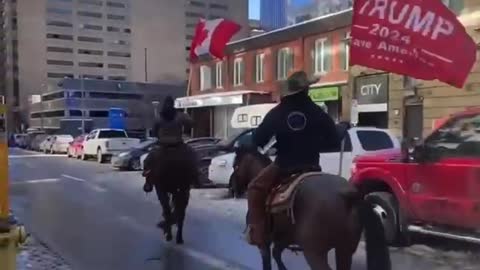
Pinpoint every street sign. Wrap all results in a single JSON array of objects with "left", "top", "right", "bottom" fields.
[{"left": 351, "top": 99, "right": 359, "bottom": 126}]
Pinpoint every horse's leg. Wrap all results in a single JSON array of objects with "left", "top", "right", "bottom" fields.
[
  {"left": 157, "top": 189, "right": 173, "bottom": 241},
  {"left": 272, "top": 244, "right": 287, "bottom": 270},
  {"left": 260, "top": 246, "right": 272, "bottom": 270},
  {"left": 335, "top": 249, "right": 353, "bottom": 270},
  {"left": 304, "top": 249, "right": 331, "bottom": 270},
  {"left": 173, "top": 188, "right": 190, "bottom": 244}
]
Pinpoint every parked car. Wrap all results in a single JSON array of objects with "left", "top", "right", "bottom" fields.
[
  {"left": 49, "top": 135, "right": 74, "bottom": 154},
  {"left": 13, "top": 134, "right": 28, "bottom": 148},
  {"left": 185, "top": 137, "right": 221, "bottom": 147},
  {"left": 39, "top": 136, "right": 54, "bottom": 153},
  {"left": 351, "top": 108, "right": 480, "bottom": 245},
  {"left": 26, "top": 132, "right": 46, "bottom": 150},
  {"left": 81, "top": 129, "right": 140, "bottom": 163},
  {"left": 112, "top": 138, "right": 157, "bottom": 171},
  {"left": 67, "top": 135, "right": 86, "bottom": 159},
  {"left": 209, "top": 127, "right": 400, "bottom": 196}
]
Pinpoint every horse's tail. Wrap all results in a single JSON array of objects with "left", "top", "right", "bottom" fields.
[{"left": 359, "top": 199, "right": 391, "bottom": 270}]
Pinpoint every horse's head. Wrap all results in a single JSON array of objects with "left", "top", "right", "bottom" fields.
[{"left": 232, "top": 146, "right": 272, "bottom": 196}]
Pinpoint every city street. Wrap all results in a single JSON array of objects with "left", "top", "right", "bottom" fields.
[{"left": 8, "top": 147, "right": 480, "bottom": 270}]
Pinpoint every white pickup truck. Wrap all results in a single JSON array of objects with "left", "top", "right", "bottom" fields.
[{"left": 81, "top": 129, "right": 140, "bottom": 163}]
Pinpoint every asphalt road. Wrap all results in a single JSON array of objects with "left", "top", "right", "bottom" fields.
[{"left": 8, "top": 148, "right": 479, "bottom": 270}]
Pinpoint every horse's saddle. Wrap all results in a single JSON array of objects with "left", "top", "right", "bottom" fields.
[{"left": 266, "top": 171, "right": 324, "bottom": 214}]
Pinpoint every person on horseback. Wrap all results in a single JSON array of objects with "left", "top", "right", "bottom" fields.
[
  {"left": 143, "top": 95, "right": 198, "bottom": 243},
  {"left": 246, "top": 71, "right": 342, "bottom": 247}
]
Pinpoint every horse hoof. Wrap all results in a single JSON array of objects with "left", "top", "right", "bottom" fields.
[
  {"left": 176, "top": 238, "right": 184, "bottom": 245},
  {"left": 165, "top": 233, "right": 173, "bottom": 242}
]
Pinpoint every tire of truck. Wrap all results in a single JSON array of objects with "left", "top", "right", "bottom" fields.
[
  {"left": 365, "top": 192, "right": 402, "bottom": 245},
  {"left": 97, "top": 148, "right": 104, "bottom": 163}
]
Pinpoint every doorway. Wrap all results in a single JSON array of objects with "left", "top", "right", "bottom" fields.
[
  {"left": 403, "top": 96, "right": 424, "bottom": 140},
  {"left": 358, "top": 112, "right": 388, "bottom": 128}
]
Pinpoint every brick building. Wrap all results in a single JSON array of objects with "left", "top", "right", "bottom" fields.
[
  {"left": 176, "top": 10, "right": 352, "bottom": 139},
  {"left": 177, "top": 0, "right": 480, "bottom": 140}
]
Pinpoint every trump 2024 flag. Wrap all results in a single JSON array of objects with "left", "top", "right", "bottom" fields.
[{"left": 190, "top": 18, "right": 241, "bottom": 62}]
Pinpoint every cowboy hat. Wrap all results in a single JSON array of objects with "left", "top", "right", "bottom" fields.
[{"left": 280, "top": 71, "right": 320, "bottom": 97}]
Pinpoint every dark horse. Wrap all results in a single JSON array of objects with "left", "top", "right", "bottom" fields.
[
  {"left": 232, "top": 147, "right": 391, "bottom": 270},
  {"left": 143, "top": 143, "right": 199, "bottom": 244}
]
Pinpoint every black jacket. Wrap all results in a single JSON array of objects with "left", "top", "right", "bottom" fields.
[{"left": 252, "top": 91, "right": 340, "bottom": 169}]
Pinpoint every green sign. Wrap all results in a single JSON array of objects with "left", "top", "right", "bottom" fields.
[{"left": 308, "top": 86, "right": 339, "bottom": 102}]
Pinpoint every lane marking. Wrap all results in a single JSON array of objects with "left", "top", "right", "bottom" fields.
[
  {"left": 9, "top": 154, "right": 67, "bottom": 158},
  {"left": 12, "top": 178, "right": 61, "bottom": 185},
  {"left": 89, "top": 185, "right": 107, "bottom": 193},
  {"left": 61, "top": 174, "right": 86, "bottom": 182}
]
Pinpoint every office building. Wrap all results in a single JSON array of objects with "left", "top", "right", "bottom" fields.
[
  {"left": 260, "top": 0, "right": 287, "bottom": 30},
  {"left": 1, "top": 0, "right": 186, "bottom": 132},
  {"left": 287, "top": 0, "right": 353, "bottom": 25}
]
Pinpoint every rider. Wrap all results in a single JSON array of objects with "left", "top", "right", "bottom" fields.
[
  {"left": 246, "top": 70, "right": 342, "bottom": 247},
  {"left": 144, "top": 95, "right": 197, "bottom": 229}
]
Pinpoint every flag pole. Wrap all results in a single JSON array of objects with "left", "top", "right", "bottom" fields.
[{"left": 185, "top": 63, "right": 193, "bottom": 137}]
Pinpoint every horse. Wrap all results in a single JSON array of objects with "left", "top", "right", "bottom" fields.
[
  {"left": 232, "top": 146, "right": 391, "bottom": 270},
  {"left": 143, "top": 143, "right": 199, "bottom": 244}
]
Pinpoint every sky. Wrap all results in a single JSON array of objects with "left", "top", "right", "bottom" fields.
[{"left": 249, "top": 0, "right": 260, "bottom": 19}]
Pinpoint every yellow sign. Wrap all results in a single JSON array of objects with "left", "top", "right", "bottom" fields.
[{"left": 0, "top": 104, "right": 8, "bottom": 220}]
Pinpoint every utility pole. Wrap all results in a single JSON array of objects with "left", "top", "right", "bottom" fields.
[
  {"left": 144, "top": 48, "right": 148, "bottom": 82},
  {"left": 80, "top": 76, "right": 85, "bottom": 134}
]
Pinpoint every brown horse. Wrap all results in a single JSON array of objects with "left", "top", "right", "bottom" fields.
[
  {"left": 232, "top": 147, "right": 391, "bottom": 270},
  {"left": 143, "top": 143, "right": 199, "bottom": 244}
]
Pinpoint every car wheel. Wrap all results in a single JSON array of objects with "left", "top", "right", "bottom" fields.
[
  {"left": 50, "top": 147, "right": 54, "bottom": 154},
  {"left": 365, "top": 192, "right": 403, "bottom": 245},
  {"left": 81, "top": 151, "right": 87, "bottom": 161},
  {"left": 130, "top": 158, "right": 142, "bottom": 171},
  {"left": 67, "top": 148, "right": 72, "bottom": 158},
  {"left": 97, "top": 148, "right": 104, "bottom": 163}
]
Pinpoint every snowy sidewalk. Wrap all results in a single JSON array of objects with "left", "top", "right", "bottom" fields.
[{"left": 17, "top": 236, "right": 71, "bottom": 270}]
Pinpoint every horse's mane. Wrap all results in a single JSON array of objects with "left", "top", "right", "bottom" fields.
[{"left": 234, "top": 146, "right": 272, "bottom": 167}]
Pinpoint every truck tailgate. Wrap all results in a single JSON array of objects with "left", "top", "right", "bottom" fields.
[{"left": 107, "top": 138, "right": 140, "bottom": 151}]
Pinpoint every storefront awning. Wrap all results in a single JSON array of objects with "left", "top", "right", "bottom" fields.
[{"left": 175, "top": 90, "right": 268, "bottom": 109}]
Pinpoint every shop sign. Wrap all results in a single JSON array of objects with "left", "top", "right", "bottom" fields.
[
  {"left": 354, "top": 74, "right": 388, "bottom": 112},
  {"left": 309, "top": 86, "right": 339, "bottom": 102},
  {"left": 175, "top": 94, "right": 244, "bottom": 109}
]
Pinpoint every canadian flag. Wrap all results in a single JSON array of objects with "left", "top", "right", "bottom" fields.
[{"left": 190, "top": 18, "right": 241, "bottom": 62}]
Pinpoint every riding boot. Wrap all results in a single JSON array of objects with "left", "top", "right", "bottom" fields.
[{"left": 246, "top": 163, "right": 280, "bottom": 247}]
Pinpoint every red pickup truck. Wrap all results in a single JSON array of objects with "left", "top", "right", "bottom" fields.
[{"left": 351, "top": 107, "right": 480, "bottom": 245}]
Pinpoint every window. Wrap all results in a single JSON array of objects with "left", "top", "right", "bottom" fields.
[
  {"left": 277, "top": 48, "right": 293, "bottom": 80},
  {"left": 89, "top": 111, "right": 109, "bottom": 117},
  {"left": 79, "top": 0, "right": 102, "bottom": 6},
  {"left": 186, "top": 12, "right": 203, "bottom": 18},
  {"left": 48, "top": 73, "right": 73, "bottom": 79},
  {"left": 47, "top": 46, "right": 73, "bottom": 53},
  {"left": 107, "top": 26, "right": 120, "bottom": 32},
  {"left": 357, "top": 131, "right": 394, "bottom": 151},
  {"left": 77, "top": 11, "right": 102, "bottom": 18},
  {"left": 210, "top": 3, "right": 228, "bottom": 10},
  {"left": 82, "top": 75, "right": 104, "bottom": 80},
  {"left": 43, "top": 110, "right": 65, "bottom": 117},
  {"left": 46, "top": 20, "right": 73, "bottom": 28},
  {"left": 314, "top": 38, "right": 332, "bottom": 74},
  {"left": 250, "top": 116, "right": 262, "bottom": 127},
  {"left": 441, "top": 0, "right": 464, "bottom": 15},
  {"left": 42, "top": 91, "right": 65, "bottom": 101},
  {"left": 107, "top": 14, "right": 126, "bottom": 20},
  {"left": 108, "top": 63, "right": 127, "bottom": 69},
  {"left": 215, "top": 62, "right": 223, "bottom": 88},
  {"left": 189, "top": 1, "right": 205, "bottom": 7},
  {"left": 69, "top": 110, "right": 83, "bottom": 117},
  {"left": 98, "top": 130, "right": 127, "bottom": 138},
  {"left": 108, "top": 76, "right": 127, "bottom": 81},
  {"left": 208, "top": 15, "right": 221, "bottom": 20},
  {"left": 79, "top": 62, "right": 104, "bottom": 68},
  {"left": 200, "top": 65, "right": 212, "bottom": 91},
  {"left": 106, "top": 1, "right": 126, "bottom": 8},
  {"left": 124, "top": 28, "right": 131, "bottom": 33},
  {"left": 233, "top": 57, "right": 244, "bottom": 86},
  {"left": 255, "top": 53, "right": 265, "bottom": 83},
  {"left": 78, "top": 36, "right": 103, "bottom": 43},
  {"left": 426, "top": 113, "right": 480, "bottom": 158},
  {"left": 47, "top": 59, "right": 74, "bottom": 66},
  {"left": 78, "top": 49, "right": 103, "bottom": 55},
  {"left": 89, "top": 92, "right": 141, "bottom": 99},
  {"left": 340, "top": 32, "right": 350, "bottom": 71},
  {"left": 80, "top": 24, "right": 103, "bottom": 31},
  {"left": 237, "top": 113, "right": 248, "bottom": 123},
  {"left": 107, "top": 51, "right": 130, "bottom": 58},
  {"left": 47, "top": 33, "right": 73, "bottom": 40},
  {"left": 47, "top": 7, "right": 72, "bottom": 15}
]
